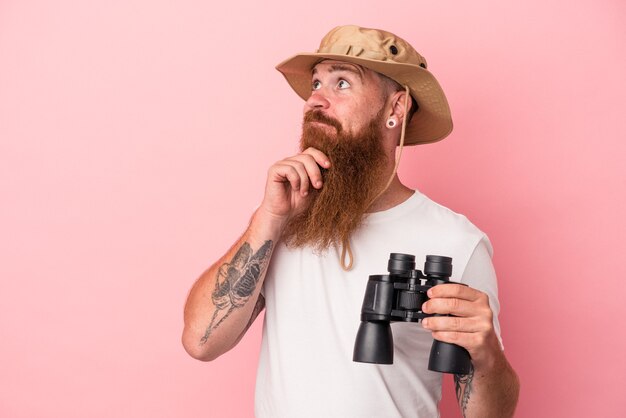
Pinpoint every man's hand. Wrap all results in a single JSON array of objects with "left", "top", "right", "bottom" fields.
[
  {"left": 421, "top": 284, "right": 501, "bottom": 369},
  {"left": 259, "top": 147, "right": 331, "bottom": 222},
  {"left": 421, "top": 283, "right": 520, "bottom": 417}
]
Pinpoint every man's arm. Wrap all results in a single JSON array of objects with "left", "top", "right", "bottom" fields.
[
  {"left": 181, "top": 211, "right": 281, "bottom": 361},
  {"left": 453, "top": 347, "right": 519, "bottom": 418},
  {"left": 421, "top": 239, "right": 520, "bottom": 417},
  {"left": 422, "top": 285, "right": 519, "bottom": 417},
  {"left": 181, "top": 147, "right": 330, "bottom": 361}
]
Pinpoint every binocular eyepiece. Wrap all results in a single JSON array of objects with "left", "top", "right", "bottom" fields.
[{"left": 353, "top": 253, "right": 472, "bottom": 375}]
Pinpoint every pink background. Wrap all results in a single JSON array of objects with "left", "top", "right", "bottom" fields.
[{"left": 1, "top": 1, "right": 624, "bottom": 417}]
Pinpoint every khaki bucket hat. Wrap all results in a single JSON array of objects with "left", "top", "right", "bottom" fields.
[{"left": 276, "top": 25, "right": 453, "bottom": 145}]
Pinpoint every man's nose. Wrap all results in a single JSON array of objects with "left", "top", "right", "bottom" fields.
[{"left": 305, "top": 91, "right": 330, "bottom": 110}]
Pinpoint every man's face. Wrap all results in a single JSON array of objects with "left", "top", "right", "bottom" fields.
[
  {"left": 280, "top": 61, "right": 391, "bottom": 253},
  {"left": 303, "top": 60, "right": 387, "bottom": 136}
]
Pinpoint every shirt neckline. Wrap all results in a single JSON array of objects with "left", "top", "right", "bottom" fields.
[{"left": 363, "top": 189, "right": 425, "bottom": 225}]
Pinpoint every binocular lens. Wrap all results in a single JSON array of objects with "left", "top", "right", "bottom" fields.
[{"left": 353, "top": 321, "right": 393, "bottom": 364}]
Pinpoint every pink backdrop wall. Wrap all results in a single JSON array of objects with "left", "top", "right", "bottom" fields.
[{"left": 1, "top": 1, "right": 624, "bottom": 417}]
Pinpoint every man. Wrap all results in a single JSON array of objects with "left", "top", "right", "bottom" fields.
[{"left": 182, "top": 25, "right": 520, "bottom": 417}]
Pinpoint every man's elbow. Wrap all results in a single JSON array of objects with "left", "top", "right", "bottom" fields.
[
  {"left": 511, "top": 369, "right": 521, "bottom": 408},
  {"left": 181, "top": 331, "right": 222, "bottom": 362},
  {"left": 502, "top": 366, "right": 521, "bottom": 417}
]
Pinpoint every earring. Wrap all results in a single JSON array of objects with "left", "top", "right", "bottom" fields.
[{"left": 386, "top": 118, "right": 397, "bottom": 128}]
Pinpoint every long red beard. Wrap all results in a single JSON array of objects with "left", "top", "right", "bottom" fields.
[{"left": 281, "top": 110, "right": 388, "bottom": 252}]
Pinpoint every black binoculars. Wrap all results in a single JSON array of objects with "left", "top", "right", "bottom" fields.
[{"left": 353, "top": 253, "right": 472, "bottom": 375}]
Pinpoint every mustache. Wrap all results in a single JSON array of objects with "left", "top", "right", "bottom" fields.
[{"left": 303, "top": 110, "right": 343, "bottom": 133}]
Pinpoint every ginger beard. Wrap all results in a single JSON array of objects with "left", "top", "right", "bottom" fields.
[{"left": 281, "top": 109, "right": 389, "bottom": 253}]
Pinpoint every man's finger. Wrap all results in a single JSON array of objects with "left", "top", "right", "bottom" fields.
[
  {"left": 271, "top": 163, "right": 306, "bottom": 193},
  {"left": 285, "top": 153, "right": 325, "bottom": 190},
  {"left": 422, "top": 297, "right": 476, "bottom": 317},
  {"left": 427, "top": 283, "right": 484, "bottom": 302},
  {"left": 301, "top": 147, "right": 331, "bottom": 169},
  {"left": 422, "top": 316, "right": 488, "bottom": 333},
  {"left": 279, "top": 160, "right": 313, "bottom": 195}
]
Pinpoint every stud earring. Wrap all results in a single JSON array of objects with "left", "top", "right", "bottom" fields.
[{"left": 386, "top": 118, "right": 397, "bottom": 128}]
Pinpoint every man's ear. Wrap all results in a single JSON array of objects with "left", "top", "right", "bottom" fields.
[{"left": 388, "top": 90, "right": 412, "bottom": 124}]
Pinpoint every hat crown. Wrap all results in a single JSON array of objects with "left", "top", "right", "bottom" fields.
[{"left": 317, "top": 25, "right": 427, "bottom": 69}]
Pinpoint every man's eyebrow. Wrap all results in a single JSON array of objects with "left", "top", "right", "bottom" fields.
[{"left": 311, "top": 64, "right": 364, "bottom": 81}]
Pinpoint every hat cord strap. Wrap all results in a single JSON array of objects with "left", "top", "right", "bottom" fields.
[
  {"left": 340, "top": 240, "right": 354, "bottom": 271},
  {"left": 339, "top": 85, "right": 410, "bottom": 271}
]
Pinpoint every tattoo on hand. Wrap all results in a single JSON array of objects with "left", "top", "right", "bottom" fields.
[
  {"left": 455, "top": 363, "right": 475, "bottom": 418},
  {"left": 199, "top": 240, "right": 273, "bottom": 345}
]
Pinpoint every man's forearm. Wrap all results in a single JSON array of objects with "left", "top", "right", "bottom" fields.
[
  {"left": 455, "top": 349, "right": 520, "bottom": 418},
  {"left": 181, "top": 209, "right": 284, "bottom": 361}
]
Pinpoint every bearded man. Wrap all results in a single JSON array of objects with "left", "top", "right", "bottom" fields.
[{"left": 182, "top": 25, "right": 520, "bottom": 417}]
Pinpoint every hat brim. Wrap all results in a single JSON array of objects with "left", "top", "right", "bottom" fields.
[{"left": 276, "top": 53, "right": 453, "bottom": 145}]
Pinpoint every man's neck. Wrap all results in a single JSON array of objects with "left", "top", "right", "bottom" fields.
[{"left": 367, "top": 176, "right": 414, "bottom": 213}]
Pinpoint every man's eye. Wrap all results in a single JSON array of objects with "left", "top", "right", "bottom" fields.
[
  {"left": 312, "top": 80, "right": 322, "bottom": 90},
  {"left": 337, "top": 79, "right": 350, "bottom": 89}
]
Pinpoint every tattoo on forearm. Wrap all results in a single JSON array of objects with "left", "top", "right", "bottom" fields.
[
  {"left": 244, "top": 295, "right": 266, "bottom": 332},
  {"left": 455, "top": 363, "right": 475, "bottom": 418},
  {"left": 199, "top": 240, "right": 273, "bottom": 345}
]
